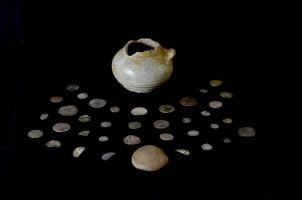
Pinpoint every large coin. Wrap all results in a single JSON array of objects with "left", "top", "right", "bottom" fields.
[
  {"left": 52, "top": 122, "right": 70, "bottom": 133},
  {"left": 89, "top": 98, "right": 106, "bottom": 108},
  {"left": 27, "top": 129, "right": 43, "bottom": 139},
  {"left": 159, "top": 105, "right": 175, "bottom": 114},
  {"left": 180, "top": 97, "right": 198, "bottom": 107},
  {"left": 153, "top": 120, "right": 169, "bottom": 129},
  {"left": 238, "top": 127, "right": 256, "bottom": 137},
  {"left": 58, "top": 105, "right": 78, "bottom": 116},
  {"left": 131, "top": 107, "right": 147, "bottom": 116}
]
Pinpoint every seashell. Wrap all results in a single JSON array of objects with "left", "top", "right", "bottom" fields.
[{"left": 112, "top": 38, "right": 176, "bottom": 93}]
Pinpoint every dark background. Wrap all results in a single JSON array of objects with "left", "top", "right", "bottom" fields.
[{"left": 1, "top": 1, "right": 301, "bottom": 200}]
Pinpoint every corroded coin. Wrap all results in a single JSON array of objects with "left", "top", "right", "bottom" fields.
[
  {"left": 77, "top": 92, "right": 88, "bottom": 99},
  {"left": 128, "top": 121, "right": 141, "bottom": 130},
  {"left": 159, "top": 105, "right": 175, "bottom": 114},
  {"left": 131, "top": 107, "right": 147, "bottom": 116},
  {"left": 210, "top": 123, "right": 219, "bottom": 129},
  {"left": 222, "top": 118, "right": 233, "bottom": 124},
  {"left": 52, "top": 122, "right": 70, "bottom": 133},
  {"left": 175, "top": 149, "right": 190, "bottom": 156},
  {"left": 223, "top": 138, "right": 232, "bottom": 143},
  {"left": 220, "top": 91, "right": 234, "bottom": 99},
  {"left": 201, "top": 110, "right": 211, "bottom": 116},
  {"left": 58, "top": 105, "right": 78, "bottom": 116},
  {"left": 110, "top": 106, "right": 120, "bottom": 113},
  {"left": 46, "top": 140, "right": 61, "bottom": 148},
  {"left": 50, "top": 96, "right": 63, "bottom": 103},
  {"left": 123, "top": 135, "right": 141, "bottom": 145},
  {"left": 159, "top": 133, "right": 174, "bottom": 141},
  {"left": 201, "top": 143, "right": 213, "bottom": 151},
  {"left": 209, "top": 79, "right": 222, "bottom": 87},
  {"left": 182, "top": 117, "right": 192, "bottom": 124},
  {"left": 180, "top": 97, "right": 198, "bottom": 106},
  {"left": 199, "top": 89, "right": 208, "bottom": 94},
  {"left": 28, "top": 129, "right": 43, "bottom": 139},
  {"left": 238, "top": 127, "right": 256, "bottom": 137},
  {"left": 102, "top": 152, "right": 116, "bottom": 161},
  {"left": 209, "top": 101, "right": 223, "bottom": 109},
  {"left": 99, "top": 136, "right": 109, "bottom": 142},
  {"left": 89, "top": 98, "right": 106, "bottom": 108},
  {"left": 187, "top": 130, "right": 199, "bottom": 136},
  {"left": 66, "top": 84, "right": 79, "bottom": 91},
  {"left": 78, "top": 130, "right": 90, "bottom": 136},
  {"left": 100, "top": 121, "right": 112, "bottom": 128},
  {"left": 153, "top": 120, "right": 169, "bottom": 129},
  {"left": 73, "top": 147, "right": 85, "bottom": 158},
  {"left": 40, "top": 113, "right": 49, "bottom": 120},
  {"left": 78, "top": 114, "right": 91, "bottom": 122}
]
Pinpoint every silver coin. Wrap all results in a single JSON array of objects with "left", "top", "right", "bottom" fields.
[
  {"left": 46, "top": 140, "right": 61, "bottom": 148},
  {"left": 123, "top": 135, "right": 141, "bottom": 145},
  {"left": 175, "top": 149, "right": 191, "bottom": 156},
  {"left": 78, "top": 114, "right": 91, "bottom": 122},
  {"left": 223, "top": 138, "right": 232, "bottom": 143},
  {"left": 52, "top": 122, "right": 70, "bottom": 133},
  {"left": 89, "top": 98, "right": 106, "bottom": 108},
  {"left": 209, "top": 79, "right": 222, "bottom": 87},
  {"left": 201, "top": 110, "right": 211, "bottom": 116},
  {"left": 220, "top": 91, "right": 234, "bottom": 99},
  {"left": 209, "top": 101, "right": 223, "bottom": 109},
  {"left": 58, "top": 105, "right": 78, "bottom": 116},
  {"left": 40, "top": 113, "right": 49, "bottom": 120},
  {"left": 128, "top": 121, "right": 142, "bottom": 130},
  {"left": 153, "top": 120, "right": 169, "bottom": 129},
  {"left": 27, "top": 129, "right": 43, "bottom": 139},
  {"left": 159, "top": 133, "right": 174, "bottom": 141},
  {"left": 238, "top": 127, "right": 256, "bottom": 137},
  {"left": 199, "top": 89, "right": 208, "bottom": 94},
  {"left": 201, "top": 143, "right": 213, "bottom": 151},
  {"left": 50, "top": 96, "right": 63, "bottom": 103},
  {"left": 73, "top": 147, "right": 85, "bottom": 158},
  {"left": 210, "top": 123, "right": 219, "bottom": 129},
  {"left": 159, "top": 105, "right": 175, "bottom": 114},
  {"left": 78, "top": 130, "right": 90, "bottom": 136},
  {"left": 66, "top": 84, "right": 79, "bottom": 91},
  {"left": 110, "top": 106, "right": 120, "bottom": 113},
  {"left": 101, "top": 152, "right": 116, "bottom": 161},
  {"left": 180, "top": 97, "right": 198, "bottom": 106},
  {"left": 131, "top": 107, "right": 148, "bottom": 116},
  {"left": 99, "top": 136, "right": 109, "bottom": 142},
  {"left": 100, "top": 121, "right": 112, "bottom": 128},
  {"left": 187, "top": 130, "right": 199, "bottom": 136},
  {"left": 77, "top": 92, "right": 88, "bottom": 99},
  {"left": 182, "top": 117, "right": 192, "bottom": 124},
  {"left": 223, "top": 118, "right": 233, "bottom": 124}
]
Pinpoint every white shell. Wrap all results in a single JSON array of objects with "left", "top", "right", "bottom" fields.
[{"left": 112, "top": 38, "right": 176, "bottom": 93}]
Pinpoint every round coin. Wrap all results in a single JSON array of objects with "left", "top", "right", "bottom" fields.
[
  {"left": 238, "top": 127, "right": 256, "bottom": 137},
  {"left": 46, "top": 140, "right": 61, "bottom": 148},
  {"left": 159, "top": 105, "right": 175, "bottom": 114},
  {"left": 89, "top": 98, "right": 106, "bottom": 108},
  {"left": 52, "top": 122, "right": 70, "bottom": 133},
  {"left": 66, "top": 84, "right": 79, "bottom": 91},
  {"left": 187, "top": 130, "right": 199, "bottom": 136},
  {"left": 131, "top": 107, "right": 148, "bottom": 116},
  {"left": 222, "top": 118, "right": 233, "bottom": 124},
  {"left": 209, "top": 101, "right": 223, "bottom": 109},
  {"left": 78, "top": 114, "right": 91, "bottom": 122},
  {"left": 201, "top": 143, "right": 213, "bottom": 151},
  {"left": 201, "top": 110, "right": 211, "bottom": 116},
  {"left": 123, "top": 135, "right": 141, "bottom": 145},
  {"left": 223, "top": 138, "right": 232, "bottom": 143},
  {"left": 220, "top": 91, "right": 234, "bottom": 99},
  {"left": 128, "top": 121, "right": 141, "bottom": 130},
  {"left": 50, "top": 96, "right": 63, "bottom": 103},
  {"left": 210, "top": 123, "right": 219, "bottom": 129},
  {"left": 40, "top": 113, "right": 49, "bottom": 120},
  {"left": 180, "top": 97, "right": 198, "bottom": 106},
  {"left": 100, "top": 121, "right": 112, "bottom": 128},
  {"left": 99, "top": 136, "right": 109, "bottom": 142},
  {"left": 27, "top": 129, "right": 43, "bottom": 139},
  {"left": 182, "top": 117, "right": 192, "bottom": 124},
  {"left": 110, "top": 106, "right": 120, "bottom": 113},
  {"left": 199, "top": 89, "right": 208, "bottom": 94},
  {"left": 153, "top": 120, "right": 169, "bottom": 129},
  {"left": 209, "top": 79, "right": 222, "bottom": 87},
  {"left": 159, "top": 133, "right": 174, "bottom": 141},
  {"left": 77, "top": 92, "right": 88, "bottom": 99},
  {"left": 58, "top": 105, "right": 78, "bottom": 116}
]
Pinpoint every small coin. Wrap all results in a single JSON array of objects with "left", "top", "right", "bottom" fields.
[
  {"left": 159, "top": 133, "right": 174, "bottom": 141},
  {"left": 201, "top": 143, "right": 213, "bottom": 151},
  {"left": 110, "top": 106, "right": 120, "bottom": 113},
  {"left": 52, "top": 122, "right": 70, "bottom": 133},
  {"left": 131, "top": 107, "right": 147, "bottom": 116},
  {"left": 101, "top": 152, "right": 116, "bottom": 161},
  {"left": 175, "top": 149, "right": 191, "bottom": 156},
  {"left": 77, "top": 92, "right": 88, "bottom": 99},
  {"left": 159, "top": 105, "right": 175, "bottom": 114},
  {"left": 223, "top": 138, "right": 232, "bottom": 143},
  {"left": 99, "top": 136, "right": 109, "bottom": 142},
  {"left": 100, "top": 121, "right": 112, "bottom": 128},
  {"left": 209, "top": 79, "right": 222, "bottom": 87},
  {"left": 58, "top": 105, "right": 78, "bottom": 116},
  {"left": 153, "top": 120, "right": 169, "bottom": 129},
  {"left": 220, "top": 91, "right": 234, "bottom": 99},
  {"left": 28, "top": 129, "right": 43, "bottom": 139},
  {"left": 187, "top": 130, "right": 199, "bottom": 136},
  {"left": 199, "top": 89, "right": 208, "bottom": 94},
  {"left": 180, "top": 97, "right": 198, "bottom": 106},
  {"left": 73, "top": 147, "right": 85, "bottom": 158},
  {"left": 78, "top": 114, "right": 91, "bottom": 122},
  {"left": 40, "top": 113, "right": 49, "bottom": 120},
  {"left": 123, "top": 135, "right": 141, "bottom": 145},
  {"left": 78, "top": 130, "right": 90, "bottom": 136},
  {"left": 128, "top": 121, "right": 141, "bottom": 130},
  {"left": 223, "top": 118, "right": 233, "bottom": 124},
  {"left": 66, "top": 84, "right": 79, "bottom": 91},
  {"left": 238, "top": 127, "right": 256, "bottom": 137},
  {"left": 89, "top": 98, "right": 106, "bottom": 108},
  {"left": 182, "top": 117, "right": 192, "bottom": 124},
  {"left": 201, "top": 110, "right": 211, "bottom": 116},
  {"left": 46, "top": 140, "right": 61, "bottom": 148},
  {"left": 50, "top": 96, "right": 63, "bottom": 103},
  {"left": 210, "top": 123, "right": 219, "bottom": 129},
  {"left": 209, "top": 101, "right": 223, "bottom": 109}
]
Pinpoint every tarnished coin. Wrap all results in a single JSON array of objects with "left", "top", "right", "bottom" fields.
[
  {"left": 123, "top": 135, "right": 141, "bottom": 145},
  {"left": 58, "top": 105, "right": 78, "bottom": 116},
  {"left": 100, "top": 121, "right": 112, "bottom": 128},
  {"left": 199, "top": 89, "right": 208, "bottom": 94},
  {"left": 131, "top": 107, "right": 147, "bottom": 116},
  {"left": 220, "top": 91, "right": 234, "bottom": 99},
  {"left": 210, "top": 123, "right": 219, "bottom": 129},
  {"left": 89, "top": 98, "right": 106, "bottom": 108},
  {"left": 201, "top": 110, "right": 211, "bottom": 116},
  {"left": 128, "top": 121, "right": 142, "bottom": 130},
  {"left": 28, "top": 129, "right": 43, "bottom": 139},
  {"left": 180, "top": 97, "right": 198, "bottom": 106},
  {"left": 182, "top": 117, "right": 192, "bottom": 124},
  {"left": 187, "top": 130, "right": 199, "bottom": 136},
  {"left": 209, "top": 101, "right": 223, "bottom": 109},
  {"left": 66, "top": 84, "right": 79, "bottom": 91},
  {"left": 102, "top": 152, "right": 116, "bottom": 161},
  {"left": 201, "top": 143, "right": 213, "bottom": 151},
  {"left": 223, "top": 118, "right": 233, "bottom": 124},
  {"left": 73, "top": 147, "right": 85, "bottom": 158},
  {"left": 238, "top": 127, "right": 256, "bottom": 137},
  {"left": 175, "top": 149, "right": 191, "bottom": 156},
  {"left": 153, "top": 120, "right": 169, "bottom": 129},
  {"left": 46, "top": 140, "right": 61, "bottom": 148},
  {"left": 110, "top": 106, "right": 120, "bottom": 113},
  {"left": 159, "top": 133, "right": 174, "bottom": 141},
  {"left": 159, "top": 105, "right": 175, "bottom": 114},
  {"left": 223, "top": 138, "right": 232, "bottom": 143},
  {"left": 78, "top": 130, "right": 90, "bottom": 136},
  {"left": 209, "top": 79, "right": 222, "bottom": 87},
  {"left": 50, "top": 96, "right": 63, "bottom": 103},
  {"left": 77, "top": 92, "right": 88, "bottom": 99},
  {"left": 78, "top": 114, "right": 91, "bottom": 122},
  {"left": 52, "top": 123, "right": 70, "bottom": 133},
  {"left": 99, "top": 136, "right": 109, "bottom": 142},
  {"left": 40, "top": 113, "right": 49, "bottom": 120}
]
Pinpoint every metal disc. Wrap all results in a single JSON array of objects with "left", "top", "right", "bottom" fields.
[
  {"left": 110, "top": 106, "right": 120, "bottom": 113},
  {"left": 52, "top": 123, "right": 70, "bottom": 133},
  {"left": 128, "top": 121, "right": 141, "bottom": 130},
  {"left": 201, "top": 143, "right": 213, "bottom": 151},
  {"left": 209, "top": 79, "right": 222, "bottom": 87},
  {"left": 199, "top": 89, "right": 208, "bottom": 94},
  {"left": 182, "top": 117, "right": 192, "bottom": 124},
  {"left": 28, "top": 129, "right": 43, "bottom": 139},
  {"left": 180, "top": 97, "right": 198, "bottom": 106},
  {"left": 89, "top": 98, "right": 106, "bottom": 108},
  {"left": 201, "top": 110, "right": 211, "bottom": 116},
  {"left": 131, "top": 107, "right": 147, "bottom": 116},
  {"left": 101, "top": 152, "right": 116, "bottom": 161},
  {"left": 238, "top": 127, "right": 256, "bottom": 137},
  {"left": 187, "top": 130, "right": 199, "bottom": 136},
  {"left": 73, "top": 147, "right": 85, "bottom": 158},
  {"left": 175, "top": 149, "right": 190, "bottom": 156},
  {"left": 159, "top": 133, "right": 174, "bottom": 141},
  {"left": 159, "top": 105, "right": 175, "bottom": 114},
  {"left": 40, "top": 113, "right": 49, "bottom": 120},
  {"left": 100, "top": 121, "right": 112, "bottom": 128},
  {"left": 50, "top": 96, "right": 63, "bottom": 103},
  {"left": 78, "top": 115, "right": 91, "bottom": 122},
  {"left": 46, "top": 140, "right": 61, "bottom": 148},
  {"left": 209, "top": 101, "right": 223, "bottom": 109},
  {"left": 66, "top": 84, "right": 79, "bottom": 91},
  {"left": 77, "top": 92, "right": 88, "bottom": 99},
  {"left": 78, "top": 130, "right": 90, "bottom": 136},
  {"left": 210, "top": 123, "right": 219, "bottom": 129},
  {"left": 153, "top": 120, "right": 169, "bottom": 129},
  {"left": 222, "top": 118, "right": 233, "bottom": 124},
  {"left": 123, "top": 135, "right": 141, "bottom": 145},
  {"left": 223, "top": 138, "right": 232, "bottom": 143},
  {"left": 58, "top": 105, "right": 78, "bottom": 116},
  {"left": 220, "top": 91, "right": 234, "bottom": 99},
  {"left": 99, "top": 136, "right": 109, "bottom": 142}
]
